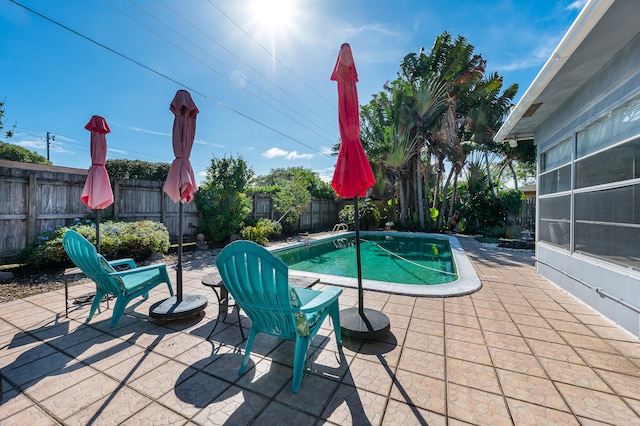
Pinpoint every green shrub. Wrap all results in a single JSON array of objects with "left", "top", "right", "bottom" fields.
[
  {"left": 504, "top": 224, "right": 524, "bottom": 240},
  {"left": 240, "top": 219, "right": 283, "bottom": 246},
  {"left": 19, "top": 219, "right": 170, "bottom": 268},
  {"left": 338, "top": 199, "right": 380, "bottom": 230}
]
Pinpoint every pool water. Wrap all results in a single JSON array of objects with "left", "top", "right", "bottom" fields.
[{"left": 274, "top": 234, "right": 457, "bottom": 285}]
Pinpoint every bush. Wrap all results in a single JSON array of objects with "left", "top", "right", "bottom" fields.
[
  {"left": 240, "top": 219, "right": 282, "bottom": 246},
  {"left": 338, "top": 199, "right": 380, "bottom": 231},
  {"left": 19, "top": 219, "right": 170, "bottom": 268}
]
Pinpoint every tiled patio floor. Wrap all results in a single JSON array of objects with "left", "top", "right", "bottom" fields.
[{"left": 2, "top": 236, "right": 640, "bottom": 425}]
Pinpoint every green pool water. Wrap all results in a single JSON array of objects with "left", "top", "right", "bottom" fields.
[{"left": 274, "top": 234, "right": 457, "bottom": 285}]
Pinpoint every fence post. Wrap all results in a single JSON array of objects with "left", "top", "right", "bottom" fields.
[
  {"left": 113, "top": 180, "right": 120, "bottom": 220},
  {"left": 26, "top": 172, "right": 37, "bottom": 245}
]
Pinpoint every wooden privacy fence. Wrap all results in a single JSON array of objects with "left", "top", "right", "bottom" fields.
[
  {"left": 517, "top": 198, "right": 536, "bottom": 231},
  {"left": 0, "top": 161, "right": 342, "bottom": 260},
  {"left": 0, "top": 160, "right": 198, "bottom": 259},
  {"left": 248, "top": 193, "right": 341, "bottom": 233}
]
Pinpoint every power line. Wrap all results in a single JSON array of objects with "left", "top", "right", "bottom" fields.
[
  {"left": 8, "top": 0, "right": 334, "bottom": 160},
  {"left": 207, "top": 0, "right": 336, "bottom": 109},
  {"left": 158, "top": 0, "right": 338, "bottom": 131},
  {"left": 105, "top": 0, "right": 337, "bottom": 142}
]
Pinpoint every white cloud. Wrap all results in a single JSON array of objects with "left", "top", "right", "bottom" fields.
[
  {"left": 262, "top": 147, "right": 288, "bottom": 159},
  {"left": 262, "top": 147, "right": 313, "bottom": 160},
  {"left": 285, "top": 151, "right": 313, "bottom": 160},
  {"left": 129, "top": 127, "right": 171, "bottom": 137},
  {"left": 566, "top": 0, "right": 588, "bottom": 11}
]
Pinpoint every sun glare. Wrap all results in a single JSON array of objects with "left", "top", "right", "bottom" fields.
[{"left": 251, "top": 0, "right": 296, "bottom": 33}]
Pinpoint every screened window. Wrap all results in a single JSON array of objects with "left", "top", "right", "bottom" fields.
[
  {"left": 575, "top": 137, "right": 640, "bottom": 188},
  {"left": 538, "top": 195, "right": 571, "bottom": 248}
]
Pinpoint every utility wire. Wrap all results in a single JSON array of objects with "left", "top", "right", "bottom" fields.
[
  {"left": 161, "top": 0, "right": 337, "bottom": 129},
  {"left": 207, "top": 0, "right": 335, "bottom": 109},
  {"left": 110, "top": 0, "right": 337, "bottom": 141},
  {"left": 8, "top": 0, "right": 334, "bottom": 160}
]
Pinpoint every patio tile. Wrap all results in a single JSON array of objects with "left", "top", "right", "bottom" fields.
[
  {"left": 38, "top": 373, "right": 121, "bottom": 420},
  {"left": 123, "top": 402, "right": 189, "bottom": 425},
  {"left": 149, "top": 333, "right": 203, "bottom": 359},
  {"left": 597, "top": 369, "right": 640, "bottom": 400},
  {"left": 446, "top": 339, "right": 492, "bottom": 365},
  {"left": 446, "top": 358, "right": 502, "bottom": 394},
  {"left": 559, "top": 331, "right": 619, "bottom": 354},
  {"left": 382, "top": 398, "right": 447, "bottom": 425},
  {"left": 445, "top": 323, "right": 485, "bottom": 344},
  {"left": 506, "top": 398, "right": 580, "bottom": 426},
  {"left": 235, "top": 358, "right": 292, "bottom": 397},
  {"left": 0, "top": 387, "right": 35, "bottom": 419},
  {"left": 509, "top": 313, "right": 550, "bottom": 329},
  {"left": 24, "top": 362, "right": 99, "bottom": 402},
  {"left": 518, "top": 324, "right": 565, "bottom": 343},
  {"left": 445, "top": 312, "right": 481, "bottom": 329},
  {"left": 538, "top": 358, "right": 613, "bottom": 393},
  {"left": 397, "top": 347, "right": 445, "bottom": 379},
  {"left": 157, "top": 371, "right": 232, "bottom": 419},
  {"left": 352, "top": 339, "right": 401, "bottom": 367},
  {"left": 129, "top": 360, "right": 198, "bottom": 399},
  {"left": 483, "top": 330, "right": 531, "bottom": 353},
  {"left": 576, "top": 347, "right": 640, "bottom": 375},
  {"left": 322, "top": 384, "right": 387, "bottom": 426},
  {"left": 3, "top": 350, "right": 75, "bottom": 387},
  {"left": 547, "top": 318, "right": 598, "bottom": 336},
  {"left": 342, "top": 357, "right": 395, "bottom": 395},
  {"left": 103, "top": 350, "right": 171, "bottom": 383},
  {"left": 488, "top": 347, "right": 546, "bottom": 377},
  {"left": 0, "top": 404, "right": 57, "bottom": 426},
  {"left": 605, "top": 339, "right": 640, "bottom": 359},
  {"left": 191, "top": 386, "right": 270, "bottom": 425},
  {"left": 389, "top": 368, "right": 446, "bottom": 414},
  {"left": 404, "top": 330, "right": 444, "bottom": 355},
  {"left": 253, "top": 400, "right": 318, "bottom": 425},
  {"left": 275, "top": 373, "right": 339, "bottom": 416},
  {"left": 527, "top": 338, "right": 584, "bottom": 364},
  {"left": 478, "top": 317, "right": 521, "bottom": 335},
  {"left": 202, "top": 349, "right": 259, "bottom": 384},
  {"left": 589, "top": 324, "right": 640, "bottom": 342},
  {"left": 496, "top": 368, "right": 568, "bottom": 411},
  {"left": 408, "top": 317, "right": 444, "bottom": 336},
  {"left": 64, "top": 386, "right": 151, "bottom": 425},
  {"left": 447, "top": 383, "right": 511, "bottom": 426},
  {"left": 556, "top": 382, "right": 639, "bottom": 424}
]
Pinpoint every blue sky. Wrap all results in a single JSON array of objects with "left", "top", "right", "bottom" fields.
[{"left": 1, "top": 0, "right": 585, "bottom": 183}]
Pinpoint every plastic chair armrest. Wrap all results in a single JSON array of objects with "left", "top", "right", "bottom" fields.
[
  {"left": 110, "top": 263, "right": 168, "bottom": 278},
  {"left": 297, "top": 286, "right": 342, "bottom": 313},
  {"left": 108, "top": 258, "right": 136, "bottom": 269}
]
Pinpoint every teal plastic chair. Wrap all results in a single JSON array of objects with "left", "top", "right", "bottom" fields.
[
  {"left": 62, "top": 229, "right": 174, "bottom": 328},
  {"left": 216, "top": 240, "right": 343, "bottom": 393}
]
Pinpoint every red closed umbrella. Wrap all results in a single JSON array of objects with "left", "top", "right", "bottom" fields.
[
  {"left": 330, "top": 43, "right": 375, "bottom": 198},
  {"left": 330, "top": 43, "right": 388, "bottom": 340},
  {"left": 81, "top": 115, "right": 114, "bottom": 253}
]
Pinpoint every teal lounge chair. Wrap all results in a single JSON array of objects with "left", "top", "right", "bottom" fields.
[
  {"left": 62, "top": 229, "right": 173, "bottom": 327},
  {"left": 216, "top": 240, "right": 343, "bottom": 393}
]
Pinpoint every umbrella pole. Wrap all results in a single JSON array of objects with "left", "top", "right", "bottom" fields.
[
  {"left": 177, "top": 202, "right": 183, "bottom": 303},
  {"left": 95, "top": 209, "right": 101, "bottom": 253},
  {"left": 354, "top": 197, "right": 364, "bottom": 316},
  {"left": 339, "top": 196, "right": 390, "bottom": 340}
]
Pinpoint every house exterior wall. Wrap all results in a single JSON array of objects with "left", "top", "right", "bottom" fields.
[{"left": 535, "top": 32, "right": 640, "bottom": 337}]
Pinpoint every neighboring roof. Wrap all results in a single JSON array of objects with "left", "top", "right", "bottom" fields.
[{"left": 494, "top": 0, "right": 639, "bottom": 144}]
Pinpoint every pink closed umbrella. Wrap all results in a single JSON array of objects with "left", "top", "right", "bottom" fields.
[
  {"left": 164, "top": 89, "right": 199, "bottom": 204},
  {"left": 81, "top": 115, "right": 114, "bottom": 253},
  {"left": 150, "top": 89, "right": 207, "bottom": 321},
  {"left": 330, "top": 43, "right": 388, "bottom": 340}
]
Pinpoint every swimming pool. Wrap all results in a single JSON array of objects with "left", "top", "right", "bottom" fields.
[{"left": 271, "top": 231, "right": 481, "bottom": 297}]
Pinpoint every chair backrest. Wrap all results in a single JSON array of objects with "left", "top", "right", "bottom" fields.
[
  {"left": 62, "top": 230, "right": 120, "bottom": 295},
  {"left": 216, "top": 240, "right": 298, "bottom": 339}
]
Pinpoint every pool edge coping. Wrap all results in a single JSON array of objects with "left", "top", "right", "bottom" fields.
[{"left": 270, "top": 231, "right": 482, "bottom": 297}]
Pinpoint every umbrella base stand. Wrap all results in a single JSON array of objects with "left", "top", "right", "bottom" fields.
[
  {"left": 149, "top": 294, "right": 207, "bottom": 321},
  {"left": 340, "top": 307, "right": 390, "bottom": 340}
]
